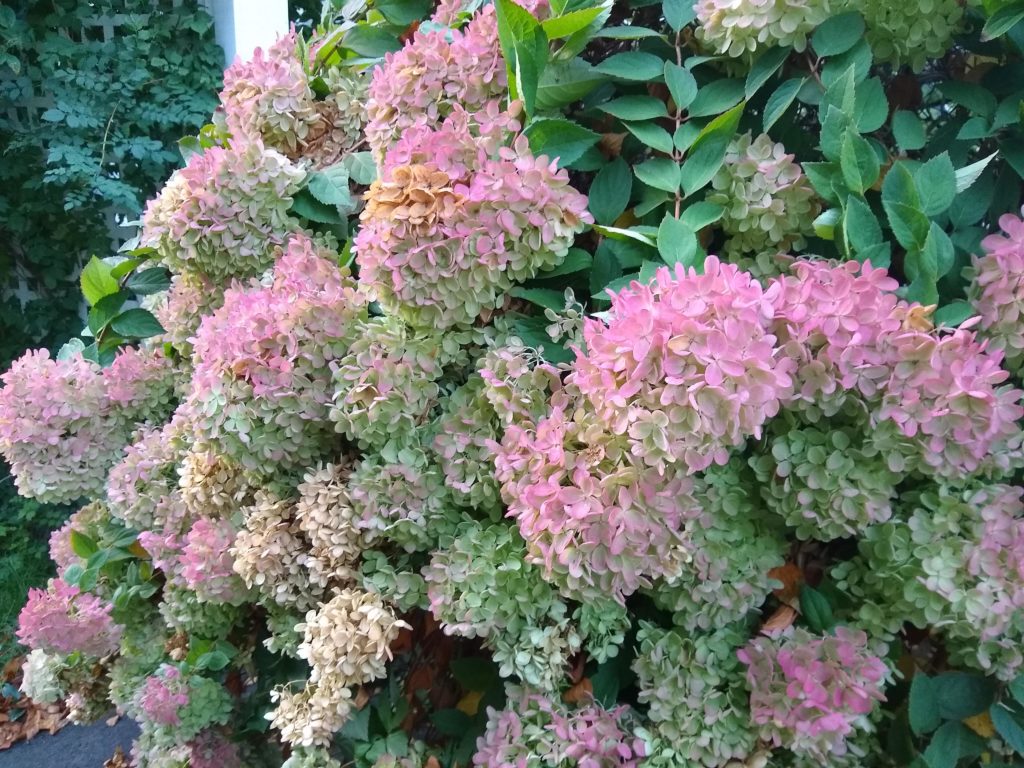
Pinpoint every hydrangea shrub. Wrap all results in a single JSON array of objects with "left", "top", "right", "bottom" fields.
[{"left": 3, "top": 1, "right": 1024, "bottom": 767}]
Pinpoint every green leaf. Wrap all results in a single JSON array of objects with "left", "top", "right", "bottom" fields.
[
  {"left": 80, "top": 256, "right": 120, "bottom": 307},
  {"left": 745, "top": 46, "right": 791, "bottom": 98},
  {"left": 595, "top": 51, "right": 666, "bottom": 81},
  {"left": 624, "top": 121, "right": 675, "bottom": 154},
  {"left": 688, "top": 78, "right": 744, "bottom": 118},
  {"left": 290, "top": 189, "right": 346, "bottom": 225},
  {"left": 126, "top": 267, "right": 171, "bottom": 296},
  {"left": 110, "top": 257, "right": 147, "bottom": 281},
  {"left": 536, "top": 58, "right": 604, "bottom": 109},
  {"left": 764, "top": 77, "right": 805, "bottom": 131},
  {"left": 804, "top": 161, "right": 841, "bottom": 202},
  {"left": 196, "top": 650, "right": 231, "bottom": 672},
  {"left": 541, "top": 6, "right": 604, "bottom": 38},
  {"left": 812, "top": 11, "right": 865, "bottom": 56},
  {"left": 307, "top": 164, "right": 352, "bottom": 207},
  {"left": 664, "top": 62, "right": 698, "bottom": 111},
  {"left": 932, "top": 672, "right": 997, "bottom": 721},
  {"left": 892, "top": 110, "right": 926, "bottom": 152},
  {"left": 657, "top": 214, "right": 699, "bottom": 268},
  {"left": 914, "top": 153, "right": 956, "bottom": 216},
  {"left": 496, "top": 0, "right": 549, "bottom": 116},
  {"left": 854, "top": 77, "right": 888, "bottom": 133},
  {"left": 432, "top": 708, "right": 473, "bottom": 737},
  {"left": 344, "top": 152, "right": 377, "bottom": 185},
  {"left": 342, "top": 25, "right": 402, "bottom": 57},
  {"left": 883, "top": 161, "right": 921, "bottom": 209},
  {"left": 939, "top": 81, "right": 997, "bottom": 120},
  {"left": 681, "top": 101, "right": 744, "bottom": 196},
  {"left": 89, "top": 291, "right": 129, "bottom": 336},
  {"left": 538, "top": 248, "right": 593, "bottom": 277},
  {"left": 982, "top": 1, "right": 1024, "bottom": 40},
  {"left": 600, "top": 95, "right": 668, "bottom": 120},
  {"left": 909, "top": 674, "right": 942, "bottom": 736},
  {"left": 450, "top": 656, "right": 502, "bottom": 691},
  {"left": 663, "top": 0, "right": 696, "bottom": 31},
  {"left": 679, "top": 201, "right": 724, "bottom": 230},
  {"left": 840, "top": 130, "right": 881, "bottom": 194},
  {"left": 508, "top": 287, "right": 566, "bottom": 311},
  {"left": 924, "top": 722, "right": 987, "bottom": 768},
  {"left": 109, "top": 308, "right": 165, "bottom": 339},
  {"left": 821, "top": 105, "right": 853, "bottom": 162},
  {"left": 524, "top": 117, "right": 599, "bottom": 166},
  {"left": 799, "top": 585, "right": 835, "bottom": 632},
  {"left": 934, "top": 300, "right": 975, "bottom": 328},
  {"left": 844, "top": 196, "right": 883, "bottom": 252},
  {"left": 589, "top": 158, "right": 633, "bottom": 225},
  {"left": 992, "top": 703, "right": 1024, "bottom": 755},
  {"left": 596, "top": 26, "right": 664, "bottom": 39},
  {"left": 814, "top": 208, "right": 840, "bottom": 240},
  {"left": 955, "top": 152, "right": 998, "bottom": 193},
  {"left": 70, "top": 530, "right": 99, "bottom": 559},
  {"left": 635, "top": 158, "right": 681, "bottom": 193},
  {"left": 1010, "top": 675, "right": 1024, "bottom": 708},
  {"left": 590, "top": 241, "right": 624, "bottom": 298},
  {"left": 592, "top": 224, "right": 658, "bottom": 247},
  {"left": 887, "top": 203, "right": 931, "bottom": 250},
  {"left": 376, "top": 0, "right": 433, "bottom": 25}
]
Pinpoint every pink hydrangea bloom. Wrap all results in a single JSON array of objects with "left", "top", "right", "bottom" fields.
[
  {"left": 767, "top": 259, "right": 903, "bottom": 413},
  {"left": 364, "top": 5, "right": 507, "bottom": 159},
  {"left": 0, "top": 349, "right": 126, "bottom": 503},
  {"left": 138, "top": 528, "right": 184, "bottom": 576},
  {"left": 188, "top": 233, "right": 365, "bottom": 473},
  {"left": 102, "top": 345, "right": 178, "bottom": 425},
  {"left": 219, "top": 30, "right": 318, "bottom": 152},
  {"left": 356, "top": 113, "right": 590, "bottom": 329},
  {"left": 494, "top": 389, "right": 697, "bottom": 603},
  {"left": 141, "top": 140, "right": 305, "bottom": 282},
  {"left": 106, "top": 416, "right": 185, "bottom": 531},
  {"left": 868, "top": 328, "right": 1024, "bottom": 479},
  {"left": 738, "top": 627, "right": 888, "bottom": 760},
  {"left": 138, "top": 664, "right": 190, "bottom": 726},
  {"left": 48, "top": 520, "right": 78, "bottom": 576},
  {"left": 970, "top": 207, "right": 1024, "bottom": 374},
  {"left": 17, "top": 579, "right": 122, "bottom": 658},
  {"left": 149, "top": 272, "right": 225, "bottom": 351},
  {"left": 571, "top": 257, "right": 794, "bottom": 474},
  {"left": 474, "top": 687, "right": 645, "bottom": 768},
  {"left": 189, "top": 730, "right": 242, "bottom": 768},
  {"left": 180, "top": 518, "right": 248, "bottom": 604}
]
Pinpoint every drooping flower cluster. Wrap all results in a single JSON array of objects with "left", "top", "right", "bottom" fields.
[
  {"left": 709, "top": 133, "right": 819, "bottom": 264},
  {"left": 141, "top": 140, "right": 305, "bottom": 282},
  {"left": 188, "top": 233, "right": 364, "bottom": 473},
  {"left": 695, "top": 0, "right": 830, "bottom": 57},
  {"left": 473, "top": 686, "right": 646, "bottom": 768},
  {"left": 840, "top": 0, "right": 964, "bottom": 70},
  {"left": 738, "top": 627, "right": 889, "bottom": 761},
  {"left": 970, "top": 207, "right": 1024, "bottom": 377},
  {"left": 17, "top": 579, "right": 122, "bottom": 658},
  {"left": 356, "top": 115, "right": 591, "bottom": 328}
]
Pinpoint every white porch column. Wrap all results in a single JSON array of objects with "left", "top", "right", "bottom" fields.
[{"left": 207, "top": 0, "right": 290, "bottom": 66}]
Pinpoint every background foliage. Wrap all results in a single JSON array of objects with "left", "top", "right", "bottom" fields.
[{"left": 0, "top": 0, "right": 222, "bottom": 663}]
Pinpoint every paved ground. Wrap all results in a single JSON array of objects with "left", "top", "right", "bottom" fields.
[{"left": 0, "top": 717, "right": 138, "bottom": 768}]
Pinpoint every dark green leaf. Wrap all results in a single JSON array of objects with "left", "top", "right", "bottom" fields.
[
  {"left": 307, "top": 164, "right": 352, "bottom": 207},
  {"left": 342, "top": 25, "right": 403, "bottom": 57},
  {"left": 844, "top": 196, "right": 883, "bottom": 253},
  {"left": 596, "top": 26, "right": 663, "bottom": 39},
  {"left": 89, "top": 291, "right": 129, "bottom": 336},
  {"left": 508, "top": 287, "right": 566, "bottom": 311},
  {"left": 196, "top": 650, "right": 231, "bottom": 672},
  {"left": 524, "top": 117, "right": 599, "bottom": 166},
  {"left": 679, "top": 201, "right": 724, "bottom": 230},
  {"left": 887, "top": 203, "right": 931, "bottom": 250},
  {"left": 681, "top": 101, "right": 744, "bottom": 196},
  {"left": 893, "top": 110, "right": 926, "bottom": 152},
  {"left": 70, "top": 530, "right": 98, "bottom": 559},
  {"left": 854, "top": 77, "right": 888, "bottom": 133},
  {"left": 764, "top": 77, "right": 805, "bottom": 131},
  {"left": 812, "top": 11, "right": 865, "bottom": 56},
  {"left": 589, "top": 158, "right": 633, "bottom": 225},
  {"left": 290, "top": 189, "right": 346, "bottom": 225},
  {"left": 450, "top": 657, "right": 502, "bottom": 691},
  {"left": 536, "top": 58, "right": 604, "bottom": 109},
  {"left": 932, "top": 672, "right": 997, "bottom": 721},
  {"left": 982, "top": 1, "right": 1024, "bottom": 40},
  {"left": 939, "top": 81, "right": 997, "bottom": 120},
  {"left": 745, "top": 46, "right": 791, "bottom": 98},
  {"left": 376, "top": 0, "right": 432, "bottom": 25},
  {"left": 664, "top": 62, "right": 698, "bottom": 111},
  {"left": 496, "top": 0, "right": 549, "bottom": 116},
  {"left": 663, "top": 0, "right": 696, "bottom": 31},
  {"left": 110, "top": 308, "right": 165, "bottom": 339},
  {"left": 600, "top": 95, "right": 669, "bottom": 120},
  {"left": 590, "top": 241, "right": 624, "bottom": 298},
  {"left": 799, "top": 585, "right": 835, "bottom": 632},
  {"left": 595, "top": 51, "right": 666, "bottom": 81},
  {"left": 538, "top": 248, "right": 593, "bottom": 277},
  {"left": 840, "top": 129, "right": 881, "bottom": 194},
  {"left": 1010, "top": 675, "right": 1024, "bottom": 708},
  {"left": 657, "top": 214, "right": 699, "bottom": 268},
  {"left": 992, "top": 703, "right": 1024, "bottom": 755},
  {"left": 934, "top": 301, "right": 975, "bottom": 328},
  {"left": 924, "top": 722, "right": 988, "bottom": 768},
  {"left": 126, "top": 267, "right": 171, "bottom": 296},
  {"left": 635, "top": 158, "right": 681, "bottom": 193},
  {"left": 909, "top": 674, "right": 942, "bottom": 735},
  {"left": 432, "top": 709, "right": 473, "bottom": 737},
  {"left": 914, "top": 153, "right": 956, "bottom": 216},
  {"left": 688, "top": 78, "right": 744, "bottom": 117},
  {"left": 624, "top": 121, "right": 675, "bottom": 154}
]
